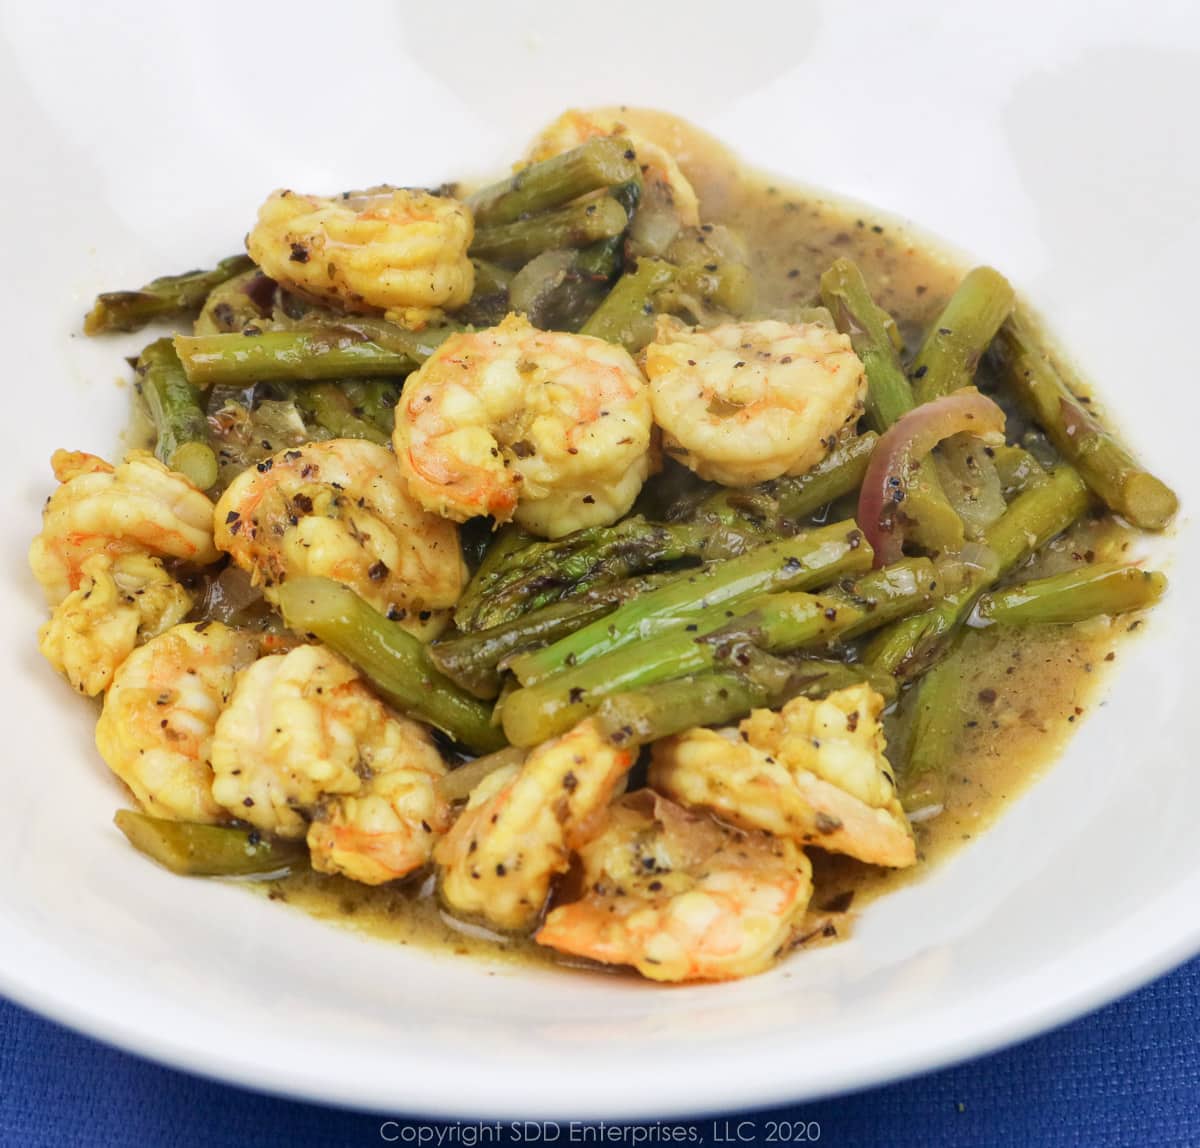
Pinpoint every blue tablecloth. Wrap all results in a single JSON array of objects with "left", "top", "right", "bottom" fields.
[{"left": 1, "top": 958, "right": 1197, "bottom": 1147}]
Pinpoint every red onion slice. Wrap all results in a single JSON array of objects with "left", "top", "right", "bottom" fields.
[{"left": 857, "top": 389, "right": 1006, "bottom": 566}]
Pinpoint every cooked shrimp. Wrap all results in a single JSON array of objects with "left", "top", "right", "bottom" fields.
[
  {"left": 246, "top": 186, "right": 474, "bottom": 327},
  {"left": 211, "top": 645, "right": 447, "bottom": 872},
  {"left": 394, "top": 314, "right": 654, "bottom": 538},
  {"left": 644, "top": 317, "right": 867, "bottom": 486},
  {"left": 213, "top": 439, "right": 465, "bottom": 638},
  {"left": 307, "top": 727, "right": 449, "bottom": 886},
  {"left": 435, "top": 717, "right": 633, "bottom": 932},
  {"left": 536, "top": 790, "right": 813, "bottom": 982},
  {"left": 650, "top": 684, "right": 916, "bottom": 868},
  {"left": 38, "top": 552, "right": 191, "bottom": 696},
  {"left": 29, "top": 449, "right": 219, "bottom": 605},
  {"left": 95, "top": 622, "right": 260, "bottom": 822},
  {"left": 528, "top": 109, "right": 701, "bottom": 233}
]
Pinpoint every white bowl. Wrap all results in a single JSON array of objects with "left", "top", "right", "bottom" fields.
[{"left": 0, "top": 0, "right": 1196, "bottom": 1120}]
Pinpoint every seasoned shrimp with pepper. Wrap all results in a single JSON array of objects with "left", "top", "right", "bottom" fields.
[
  {"left": 95, "top": 622, "right": 260, "bottom": 823},
  {"left": 211, "top": 644, "right": 448, "bottom": 883},
  {"left": 644, "top": 317, "right": 867, "bottom": 486},
  {"left": 28, "top": 449, "right": 219, "bottom": 604},
  {"left": 246, "top": 186, "right": 474, "bottom": 327},
  {"left": 394, "top": 313, "right": 654, "bottom": 538},
  {"left": 38, "top": 552, "right": 192, "bottom": 697},
  {"left": 435, "top": 718, "right": 633, "bottom": 932},
  {"left": 307, "top": 731, "right": 450, "bottom": 886},
  {"left": 536, "top": 791, "right": 813, "bottom": 982},
  {"left": 214, "top": 439, "right": 465, "bottom": 638},
  {"left": 650, "top": 684, "right": 916, "bottom": 869}
]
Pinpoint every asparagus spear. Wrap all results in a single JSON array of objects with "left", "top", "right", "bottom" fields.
[
  {"left": 135, "top": 338, "right": 219, "bottom": 490},
  {"left": 680, "top": 431, "right": 879, "bottom": 530},
  {"left": 346, "top": 378, "right": 403, "bottom": 434},
  {"left": 293, "top": 383, "right": 390, "bottom": 444},
  {"left": 994, "top": 313, "right": 1177, "bottom": 529},
  {"left": 453, "top": 516, "right": 701, "bottom": 632},
  {"left": 114, "top": 811, "right": 306, "bottom": 877},
  {"left": 594, "top": 657, "right": 898, "bottom": 749},
  {"left": 898, "top": 641, "right": 964, "bottom": 813},
  {"left": 501, "top": 558, "right": 943, "bottom": 745},
  {"left": 84, "top": 254, "right": 255, "bottom": 335},
  {"left": 509, "top": 520, "right": 872, "bottom": 685},
  {"left": 174, "top": 327, "right": 452, "bottom": 386},
  {"left": 989, "top": 443, "right": 1049, "bottom": 496},
  {"left": 470, "top": 195, "right": 628, "bottom": 266},
  {"left": 867, "top": 464, "right": 1090, "bottom": 678},
  {"left": 289, "top": 311, "right": 462, "bottom": 358},
  {"left": 580, "top": 257, "right": 677, "bottom": 350},
  {"left": 594, "top": 673, "right": 765, "bottom": 746},
  {"left": 276, "top": 577, "right": 504, "bottom": 753},
  {"left": 453, "top": 433, "right": 879, "bottom": 635},
  {"left": 438, "top": 746, "right": 529, "bottom": 803},
  {"left": 470, "top": 258, "right": 515, "bottom": 296},
  {"left": 974, "top": 563, "right": 1167, "bottom": 626},
  {"left": 909, "top": 267, "right": 1015, "bottom": 403},
  {"left": 469, "top": 136, "right": 640, "bottom": 227},
  {"left": 820, "top": 258, "right": 964, "bottom": 554},
  {"left": 430, "top": 571, "right": 679, "bottom": 699}
]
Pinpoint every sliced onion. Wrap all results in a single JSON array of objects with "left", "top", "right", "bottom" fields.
[{"left": 857, "top": 389, "right": 1006, "bottom": 566}]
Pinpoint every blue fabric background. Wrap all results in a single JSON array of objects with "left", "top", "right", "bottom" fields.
[{"left": 1, "top": 957, "right": 1197, "bottom": 1147}]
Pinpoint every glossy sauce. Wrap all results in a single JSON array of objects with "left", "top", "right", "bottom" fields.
[{"left": 251, "top": 113, "right": 1135, "bottom": 970}]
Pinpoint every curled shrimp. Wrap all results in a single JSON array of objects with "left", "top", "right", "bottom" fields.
[
  {"left": 95, "top": 622, "right": 260, "bottom": 822},
  {"left": 536, "top": 790, "right": 813, "bottom": 982},
  {"left": 434, "top": 718, "right": 633, "bottom": 933},
  {"left": 210, "top": 644, "right": 448, "bottom": 885},
  {"left": 29, "top": 449, "right": 219, "bottom": 605},
  {"left": 246, "top": 186, "right": 474, "bottom": 327},
  {"left": 213, "top": 439, "right": 465, "bottom": 638},
  {"left": 644, "top": 316, "right": 867, "bottom": 486},
  {"left": 528, "top": 109, "right": 701, "bottom": 242},
  {"left": 394, "top": 313, "right": 654, "bottom": 538},
  {"left": 650, "top": 684, "right": 916, "bottom": 868},
  {"left": 307, "top": 742, "right": 449, "bottom": 886},
  {"left": 38, "top": 552, "right": 192, "bottom": 697}
]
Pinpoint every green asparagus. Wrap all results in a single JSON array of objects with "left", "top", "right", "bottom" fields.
[
  {"left": 509, "top": 520, "right": 873, "bottom": 685},
  {"left": 135, "top": 338, "right": 219, "bottom": 489},
  {"left": 898, "top": 642, "right": 964, "bottom": 813},
  {"left": 868, "top": 464, "right": 1090, "bottom": 678},
  {"left": 594, "top": 657, "right": 897, "bottom": 749},
  {"left": 84, "top": 254, "right": 255, "bottom": 335},
  {"left": 975, "top": 563, "right": 1167, "bottom": 626},
  {"left": 502, "top": 558, "right": 943, "bottom": 745},
  {"left": 453, "top": 516, "right": 701, "bottom": 632},
  {"left": 430, "top": 571, "right": 679, "bottom": 699},
  {"left": 114, "top": 810, "right": 306, "bottom": 877},
  {"left": 994, "top": 313, "right": 1178, "bottom": 529},
  {"left": 276, "top": 577, "right": 504, "bottom": 753},
  {"left": 580, "top": 257, "right": 677, "bottom": 350},
  {"left": 470, "top": 195, "right": 628, "bottom": 266},
  {"left": 989, "top": 443, "right": 1049, "bottom": 496},
  {"left": 174, "top": 327, "right": 452, "bottom": 386},
  {"left": 469, "top": 136, "right": 640, "bottom": 227},
  {"left": 680, "top": 431, "right": 879, "bottom": 532},
  {"left": 820, "top": 258, "right": 964, "bottom": 554},
  {"left": 293, "top": 383, "right": 390, "bottom": 444},
  {"left": 910, "top": 267, "right": 1015, "bottom": 403}
]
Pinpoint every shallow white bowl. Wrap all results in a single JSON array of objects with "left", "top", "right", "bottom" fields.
[{"left": 0, "top": 0, "right": 1196, "bottom": 1120}]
